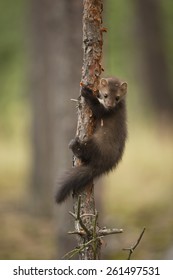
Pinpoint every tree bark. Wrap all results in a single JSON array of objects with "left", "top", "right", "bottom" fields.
[{"left": 73, "top": 0, "right": 103, "bottom": 260}]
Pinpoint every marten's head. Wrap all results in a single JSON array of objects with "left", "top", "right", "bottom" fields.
[{"left": 98, "top": 77, "right": 127, "bottom": 109}]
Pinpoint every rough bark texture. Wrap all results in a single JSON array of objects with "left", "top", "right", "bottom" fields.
[{"left": 73, "top": 0, "right": 103, "bottom": 260}]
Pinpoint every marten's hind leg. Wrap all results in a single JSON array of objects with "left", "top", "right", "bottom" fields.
[{"left": 69, "top": 137, "right": 98, "bottom": 163}]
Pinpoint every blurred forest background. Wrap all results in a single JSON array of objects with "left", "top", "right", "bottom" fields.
[{"left": 0, "top": 0, "right": 173, "bottom": 260}]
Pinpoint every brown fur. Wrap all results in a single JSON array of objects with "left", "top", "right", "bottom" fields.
[{"left": 56, "top": 77, "right": 127, "bottom": 203}]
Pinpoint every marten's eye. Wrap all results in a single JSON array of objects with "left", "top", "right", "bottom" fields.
[
  {"left": 115, "top": 96, "right": 120, "bottom": 102},
  {"left": 104, "top": 93, "right": 108, "bottom": 98}
]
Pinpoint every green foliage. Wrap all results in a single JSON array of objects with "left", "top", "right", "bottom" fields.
[
  {"left": 161, "top": 0, "right": 173, "bottom": 79},
  {"left": 105, "top": 0, "right": 135, "bottom": 78},
  {"left": 0, "top": 0, "right": 26, "bottom": 136}
]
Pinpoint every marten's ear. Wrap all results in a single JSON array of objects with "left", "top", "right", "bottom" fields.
[
  {"left": 120, "top": 82, "right": 127, "bottom": 93},
  {"left": 100, "top": 78, "right": 108, "bottom": 87}
]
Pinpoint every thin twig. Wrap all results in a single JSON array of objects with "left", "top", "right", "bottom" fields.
[
  {"left": 62, "top": 247, "right": 80, "bottom": 260},
  {"left": 62, "top": 236, "right": 102, "bottom": 260},
  {"left": 70, "top": 98, "right": 78, "bottom": 102},
  {"left": 77, "top": 196, "right": 91, "bottom": 236},
  {"left": 123, "top": 227, "right": 146, "bottom": 260},
  {"left": 69, "top": 195, "right": 91, "bottom": 236},
  {"left": 68, "top": 230, "right": 85, "bottom": 236},
  {"left": 98, "top": 228, "right": 123, "bottom": 236},
  {"left": 77, "top": 195, "right": 81, "bottom": 220},
  {"left": 92, "top": 211, "right": 99, "bottom": 259},
  {"left": 69, "top": 211, "right": 77, "bottom": 219},
  {"left": 93, "top": 211, "right": 98, "bottom": 236}
]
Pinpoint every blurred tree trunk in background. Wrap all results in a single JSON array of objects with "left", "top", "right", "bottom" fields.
[
  {"left": 134, "top": 0, "right": 173, "bottom": 120},
  {"left": 29, "top": 0, "right": 82, "bottom": 257}
]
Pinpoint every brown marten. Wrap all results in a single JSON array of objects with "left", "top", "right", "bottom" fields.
[{"left": 56, "top": 77, "right": 127, "bottom": 203}]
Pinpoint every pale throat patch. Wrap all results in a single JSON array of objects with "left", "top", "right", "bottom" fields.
[
  {"left": 98, "top": 97, "right": 105, "bottom": 106},
  {"left": 101, "top": 118, "right": 104, "bottom": 126}
]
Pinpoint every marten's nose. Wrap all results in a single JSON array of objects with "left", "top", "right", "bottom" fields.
[{"left": 107, "top": 101, "right": 115, "bottom": 108}]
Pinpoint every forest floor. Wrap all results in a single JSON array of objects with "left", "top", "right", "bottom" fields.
[{"left": 0, "top": 116, "right": 173, "bottom": 259}]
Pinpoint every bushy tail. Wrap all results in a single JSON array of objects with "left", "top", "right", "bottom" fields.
[{"left": 55, "top": 166, "right": 94, "bottom": 203}]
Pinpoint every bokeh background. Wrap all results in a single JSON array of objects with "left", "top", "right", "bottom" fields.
[{"left": 0, "top": 0, "right": 173, "bottom": 260}]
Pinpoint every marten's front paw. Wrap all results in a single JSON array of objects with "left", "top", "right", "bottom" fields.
[
  {"left": 69, "top": 138, "right": 76, "bottom": 150},
  {"left": 69, "top": 137, "right": 80, "bottom": 150},
  {"left": 81, "top": 86, "right": 93, "bottom": 98},
  {"left": 69, "top": 137, "right": 82, "bottom": 157}
]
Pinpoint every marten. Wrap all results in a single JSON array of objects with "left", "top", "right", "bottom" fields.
[{"left": 56, "top": 77, "right": 127, "bottom": 203}]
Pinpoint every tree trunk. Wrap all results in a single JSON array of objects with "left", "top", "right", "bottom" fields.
[
  {"left": 73, "top": 0, "right": 103, "bottom": 260},
  {"left": 28, "top": 0, "right": 82, "bottom": 256},
  {"left": 133, "top": 0, "right": 173, "bottom": 120}
]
